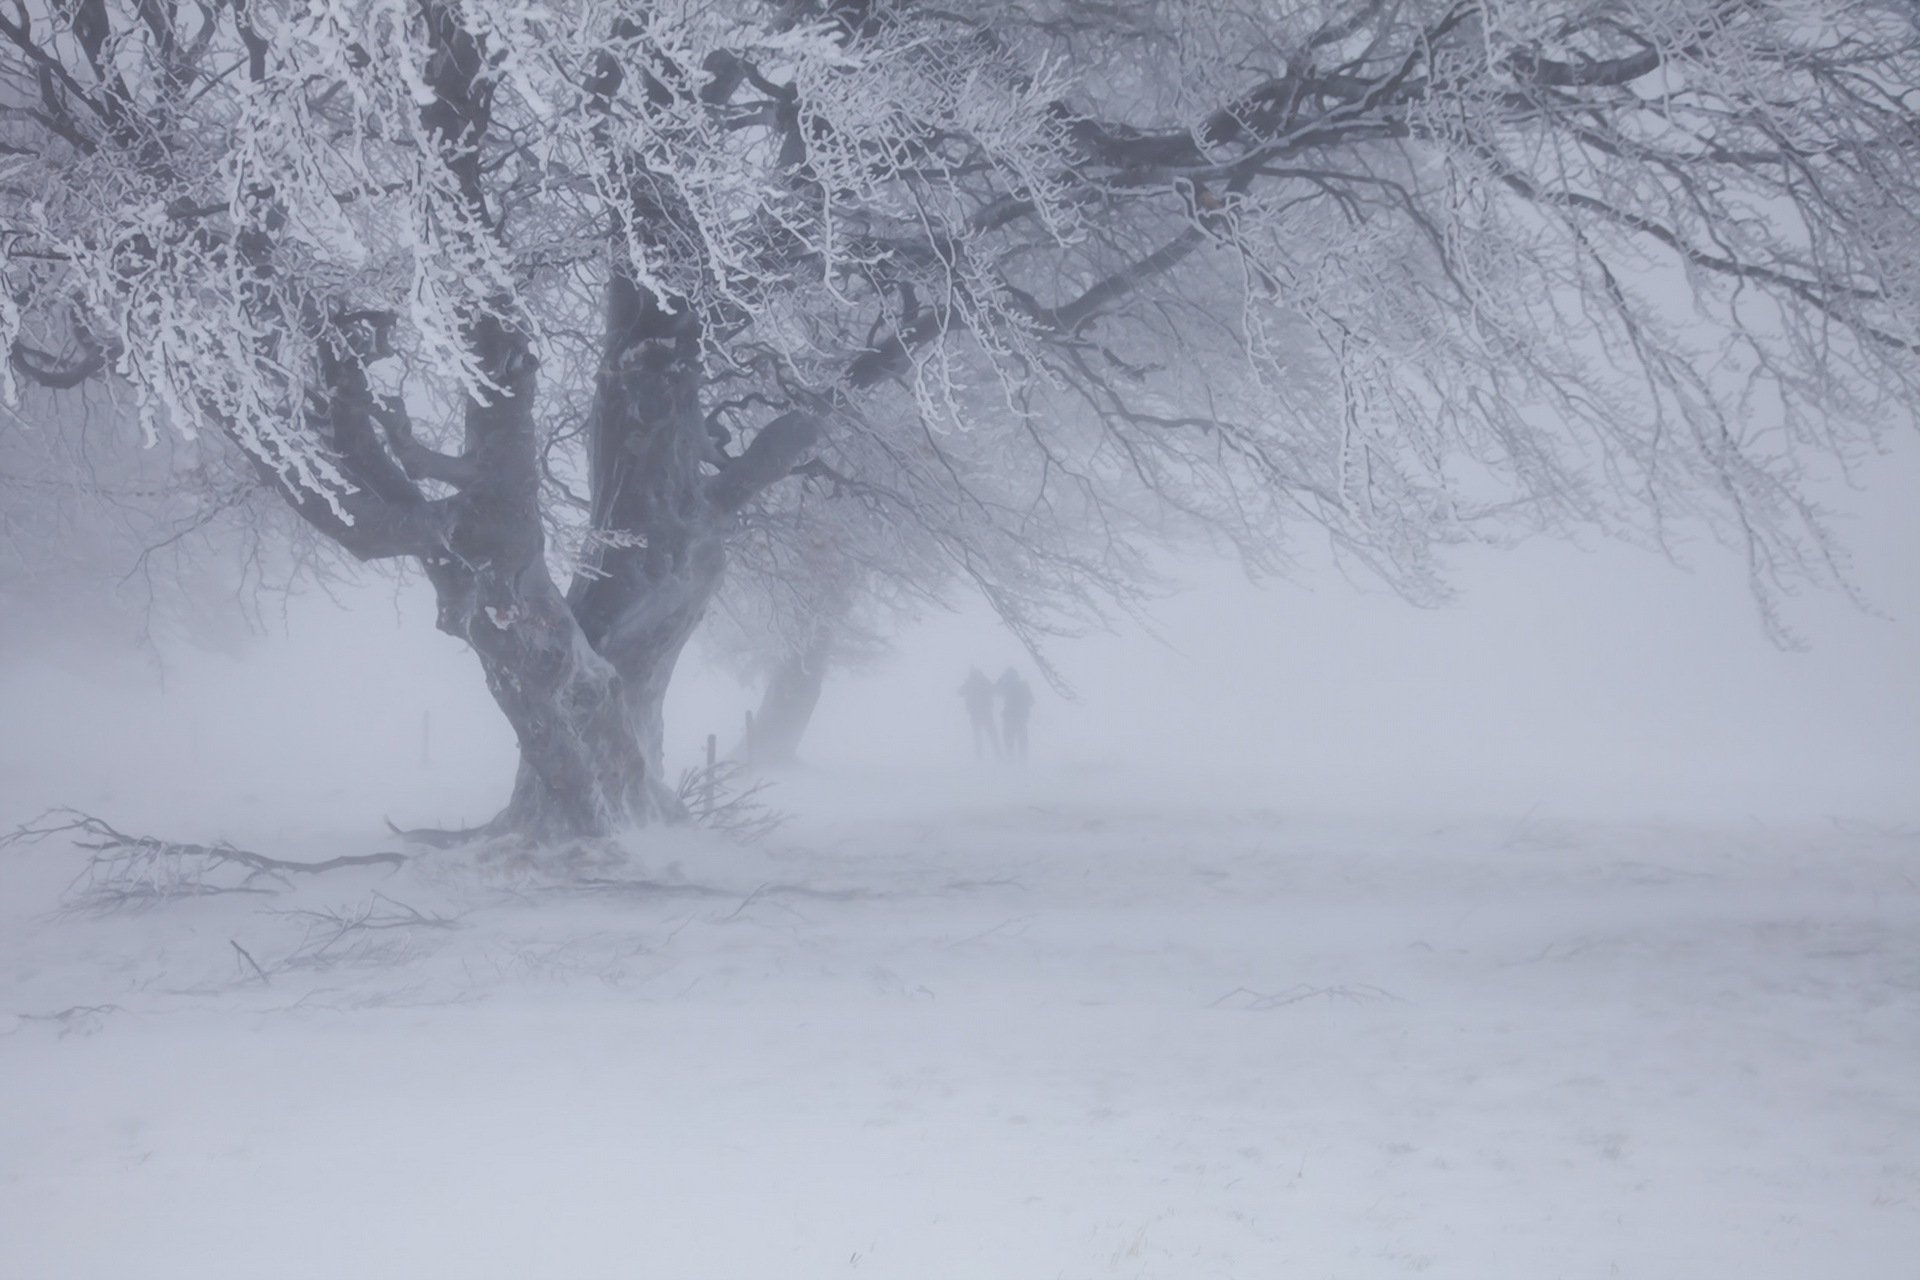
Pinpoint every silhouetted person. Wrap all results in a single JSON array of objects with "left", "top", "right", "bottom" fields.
[
  {"left": 961, "top": 667, "right": 1000, "bottom": 760},
  {"left": 997, "top": 667, "right": 1033, "bottom": 762}
]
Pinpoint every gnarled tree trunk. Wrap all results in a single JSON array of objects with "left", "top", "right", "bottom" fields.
[
  {"left": 434, "top": 549, "right": 726, "bottom": 844},
  {"left": 454, "top": 601, "right": 663, "bottom": 842},
  {"left": 402, "top": 307, "right": 674, "bottom": 842},
  {"left": 435, "top": 226, "right": 815, "bottom": 843}
]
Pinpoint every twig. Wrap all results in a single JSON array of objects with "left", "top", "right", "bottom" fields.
[
  {"left": 16, "top": 1004, "right": 123, "bottom": 1035},
  {"left": 720, "top": 882, "right": 772, "bottom": 921},
  {"left": 230, "top": 939, "right": 271, "bottom": 985},
  {"left": 270, "top": 894, "right": 464, "bottom": 967},
  {"left": 675, "top": 759, "right": 786, "bottom": 841}
]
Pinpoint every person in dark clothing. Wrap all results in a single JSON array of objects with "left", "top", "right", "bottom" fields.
[
  {"left": 961, "top": 667, "right": 1000, "bottom": 760},
  {"left": 996, "top": 667, "right": 1033, "bottom": 762}
]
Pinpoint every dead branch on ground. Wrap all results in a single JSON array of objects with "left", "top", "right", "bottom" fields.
[
  {"left": 1, "top": 809, "right": 406, "bottom": 912},
  {"left": 677, "top": 759, "right": 784, "bottom": 842},
  {"left": 12, "top": 1004, "right": 124, "bottom": 1036},
  {"left": 268, "top": 891, "right": 464, "bottom": 971},
  {"left": 229, "top": 939, "right": 271, "bottom": 985}
]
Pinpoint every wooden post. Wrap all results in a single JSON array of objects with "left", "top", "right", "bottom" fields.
[
  {"left": 704, "top": 732, "right": 718, "bottom": 814},
  {"left": 420, "top": 710, "right": 431, "bottom": 769}
]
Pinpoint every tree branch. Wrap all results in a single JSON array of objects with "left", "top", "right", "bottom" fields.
[
  {"left": 9, "top": 341, "right": 110, "bottom": 390},
  {"left": 710, "top": 410, "right": 822, "bottom": 513},
  {"left": 371, "top": 396, "right": 481, "bottom": 488}
]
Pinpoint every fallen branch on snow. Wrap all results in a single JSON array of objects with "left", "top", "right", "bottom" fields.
[
  {"left": 268, "top": 891, "right": 464, "bottom": 970},
  {"left": 2, "top": 809, "right": 406, "bottom": 912},
  {"left": 230, "top": 939, "right": 272, "bottom": 985},
  {"left": 677, "top": 759, "right": 784, "bottom": 842},
  {"left": 11, "top": 1004, "right": 124, "bottom": 1036}
]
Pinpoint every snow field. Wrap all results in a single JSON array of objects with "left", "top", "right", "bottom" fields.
[{"left": 3, "top": 782, "right": 1917, "bottom": 1278}]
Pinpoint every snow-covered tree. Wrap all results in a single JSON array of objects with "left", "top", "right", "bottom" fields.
[{"left": 4, "top": 0, "right": 1918, "bottom": 839}]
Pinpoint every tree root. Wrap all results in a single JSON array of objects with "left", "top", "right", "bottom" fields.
[
  {"left": 386, "top": 757, "right": 785, "bottom": 849},
  {"left": 384, "top": 816, "right": 500, "bottom": 849}
]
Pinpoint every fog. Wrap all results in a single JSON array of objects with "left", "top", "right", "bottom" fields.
[
  {"left": 7, "top": 475, "right": 1919, "bottom": 1277},
  {"left": 8, "top": 439, "right": 1915, "bottom": 834},
  {"left": 8, "top": 3, "right": 1920, "bottom": 1274},
  {"left": 8, "top": 441, "right": 1920, "bottom": 1280}
]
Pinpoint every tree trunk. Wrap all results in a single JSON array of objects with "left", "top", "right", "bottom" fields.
[
  {"left": 410, "top": 298, "right": 714, "bottom": 844},
  {"left": 418, "top": 562, "right": 729, "bottom": 845},
  {"left": 745, "top": 627, "right": 833, "bottom": 767},
  {"left": 410, "top": 142, "right": 812, "bottom": 845},
  {"left": 426, "top": 550, "right": 729, "bottom": 843},
  {"left": 479, "top": 642, "right": 663, "bottom": 843}
]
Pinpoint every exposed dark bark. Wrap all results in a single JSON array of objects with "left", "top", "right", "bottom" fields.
[{"left": 410, "top": 312, "right": 654, "bottom": 840}]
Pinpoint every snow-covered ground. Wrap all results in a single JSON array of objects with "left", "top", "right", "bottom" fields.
[{"left": 3, "top": 769, "right": 1916, "bottom": 1279}]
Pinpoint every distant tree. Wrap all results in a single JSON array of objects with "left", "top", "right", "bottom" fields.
[
  {"left": 705, "top": 499, "right": 907, "bottom": 769},
  {"left": 4, "top": 0, "right": 1917, "bottom": 840}
]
